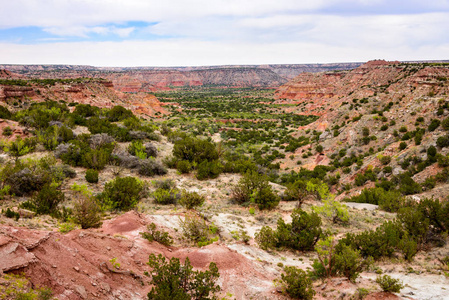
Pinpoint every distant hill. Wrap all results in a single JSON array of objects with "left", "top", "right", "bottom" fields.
[{"left": 0, "top": 63, "right": 364, "bottom": 91}]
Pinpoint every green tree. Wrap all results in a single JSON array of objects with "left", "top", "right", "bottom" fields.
[
  {"left": 99, "top": 177, "right": 146, "bottom": 211},
  {"left": 146, "top": 254, "right": 220, "bottom": 300},
  {"left": 280, "top": 266, "right": 315, "bottom": 300},
  {"left": 3, "top": 138, "right": 34, "bottom": 161}
]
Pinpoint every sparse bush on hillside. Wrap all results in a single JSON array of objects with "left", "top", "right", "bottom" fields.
[
  {"left": 436, "top": 135, "right": 449, "bottom": 148},
  {"left": 179, "top": 211, "right": 213, "bottom": 244},
  {"left": 255, "top": 209, "right": 322, "bottom": 251},
  {"left": 428, "top": 119, "right": 441, "bottom": 132},
  {"left": 71, "top": 184, "right": 102, "bottom": 229},
  {"left": 173, "top": 136, "right": 218, "bottom": 163},
  {"left": 280, "top": 266, "right": 315, "bottom": 300},
  {"left": 128, "top": 140, "right": 147, "bottom": 159},
  {"left": 85, "top": 169, "right": 99, "bottom": 183},
  {"left": 30, "top": 183, "right": 65, "bottom": 215},
  {"left": 346, "top": 188, "right": 404, "bottom": 212},
  {"left": 140, "top": 223, "right": 173, "bottom": 246},
  {"left": 152, "top": 179, "right": 180, "bottom": 205},
  {"left": 196, "top": 160, "right": 223, "bottom": 180},
  {"left": 98, "top": 176, "right": 147, "bottom": 211},
  {"left": 3, "top": 137, "right": 35, "bottom": 161},
  {"left": 153, "top": 187, "right": 180, "bottom": 205},
  {"left": 176, "top": 160, "right": 192, "bottom": 173},
  {"left": 146, "top": 254, "right": 220, "bottom": 300},
  {"left": 178, "top": 190, "right": 205, "bottom": 209},
  {"left": 107, "top": 105, "right": 134, "bottom": 122},
  {"left": 138, "top": 158, "right": 167, "bottom": 177},
  {"left": 379, "top": 155, "right": 391, "bottom": 165},
  {"left": 442, "top": 117, "right": 449, "bottom": 131},
  {"left": 376, "top": 275, "right": 403, "bottom": 293},
  {"left": 0, "top": 105, "right": 12, "bottom": 119},
  {"left": 337, "top": 220, "right": 404, "bottom": 260},
  {"left": 231, "top": 170, "right": 279, "bottom": 210}
]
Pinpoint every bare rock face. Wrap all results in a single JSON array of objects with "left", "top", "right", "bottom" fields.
[{"left": 3, "top": 86, "right": 35, "bottom": 98}]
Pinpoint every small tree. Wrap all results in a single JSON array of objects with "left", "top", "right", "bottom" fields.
[
  {"left": 3, "top": 137, "right": 34, "bottom": 161},
  {"left": 179, "top": 190, "right": 205, "bottom": 209},
  {"left": 334, "top": 244, "right": 367, "bottom": 282},
  {"left": 376, "top": 275, "right": 403, "bottom": 293},
  {"left": 99, "top": 176, "right": 146, "bottom": 211},
  {"left": 231, "top": 170, "right": 279, "bottom": 210},
  {"left": 71, "top": 184, "right": 102, "bottom": 229},
  {"left": 146, "top": 254, "right": 220, "bottom": 300},
  {"left": 315, "top": 236, "right": 336, "bottom": 279},
  {"left": 280, "top": 266, "right": 315, "bottom": 300},
  {"left": 85, "top": 169, "right": 99, "bottom": 183}
]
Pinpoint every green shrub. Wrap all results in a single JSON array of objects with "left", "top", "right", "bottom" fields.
[
  {"left": 138, "top": 158, "right": 167, "bottom": 177},
  {"left": 0, "top": 105, "right": 12, "bottom": 119},
  {"left": 427, "top": 145, "right": 437, "bottom": 158},
  {"left": 82, "top": 147, "right": 112, "bottom": 170},
  {"left": 231, "top": 170, "right": 279, "bottom": 210},
  {"left": 395, "top": 173, "right": 422, "bottom": 195},
  {"left": 375, "top": 275, "right": 403, "bottom": 293},
  {"left": 140, "top": 223, "right": 173, "bottom": 246},
  {"left": 179, "top": 211, "right": 211, "bottom": 243},
  {"left": 72, "top": 103, "right": 100, "bottom": 119},
  {"left": 280, "top": 266, "right": 315, "bottom": 300},
  {"left": 72, "top": 191, "right": 102, "bottom": 229},
  {"left": 146, "top": 254, "right": 220, "bottom": 300},
  {"left": 179, "top": 190, "right": 205, "bottom": 209},
  {"left": 85, "top": 169, "right": 99, "bottom": 183},
  {"left": 379, "top": 155, "right": 391, "bottom": 165},
  {"left": 3, "top": 137, "right": 35, "bottom": 161},
  {"left": 398, "top": 198, "right": 449, "bottom": 248},
  {"left": 173, "top": 136, "right": 218, "bottom": 163},
  {"left": 346, "top": 188, "right": 405, "bottom": 212},
  {"left": 315, "top": 144, "right": 323, "bottom": 153},
  {"left": 176, "top": 160, "right": 191, "bottom": 173},
  {"left": 255, "top": 209, "right": 322, "bottom": 251},
  {"left": 338, "top": 221, "right": 403, "bottom": 260},
  {"left": 442, "top": 117, "right": 449, "bottom": 131},
  {"left": 334, "top": 244, "right": 368, "bottom": 282},
  {"left": 399, "top": 142, "right": 407, "bottom": 150},
  {"left": 31, "top": 183, "right": 65, "bottom": 215},
  {"left": 353, "top": 288, "right": 370, "bottom": 300},
  {"left": 4, "top": 208, "right": 20, "bottom": 220},
  {"left": 128, "top": 140, "right": 147, "bottom": 159},
  {"left": 436, "top": 135, "right": 449, "bottom": 147},
  {"left": 362, "top": 127, "right": 370, "bottom": 137},
  {"left": 196, "top": 160, "right": 223, "bottom": 180},
  {"left": 255, "top": 226, "right": 275, "bottom": 250},
  {"left": 153, "top": 187, "right": 180, "bottom": 205},
  {"left": 107, "top": 105, "right": 134, "bottom": 122},
  {"left": 428, "top": 119, "right": 441, "bottom": 132},
  {"left": 2, "top": 126, "right": 13, "bottom": 136},
  {"left": 282, "top": 180, "right": 309, "bottom": 205},
  {"left": 99, "top": 177, "right": 146, "bottom": 211}
]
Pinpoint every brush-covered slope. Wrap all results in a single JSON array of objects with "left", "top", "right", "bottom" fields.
[{"left": 276, "top": 60, "right": 449, "bottom": 199}]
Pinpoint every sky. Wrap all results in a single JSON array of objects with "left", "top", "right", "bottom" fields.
[{"left": 0, "top": 0, "right": 448, "bottom": 67}]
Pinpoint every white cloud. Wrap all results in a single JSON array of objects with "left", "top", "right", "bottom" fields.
[
  {"left": 1, "top": 0, "right": 448, "bottom": 65},
  {"left": 0, "top": 39, "right": 448, "bottom": 67},
  {"left": 43, "top": 25, "right": 135, "bottom": 38}
]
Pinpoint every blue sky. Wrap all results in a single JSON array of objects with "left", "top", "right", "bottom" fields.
[{"left": 0, "top": 0, "right": 448, "bottom": 66}]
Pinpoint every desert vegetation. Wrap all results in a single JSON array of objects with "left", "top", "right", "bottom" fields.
[{"left": 2, "top": 61, "right": 449, "bottom": 299}]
